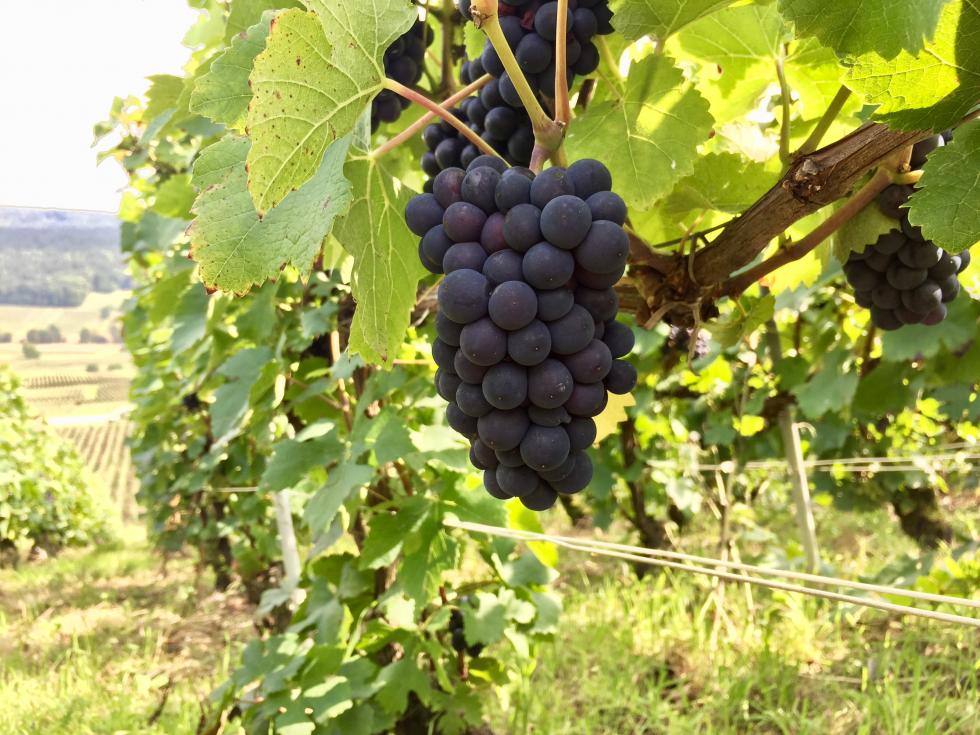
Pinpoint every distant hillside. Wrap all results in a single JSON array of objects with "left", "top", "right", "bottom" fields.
[{"left": 0, "top": 207, "right": 131, "bottom": 306}]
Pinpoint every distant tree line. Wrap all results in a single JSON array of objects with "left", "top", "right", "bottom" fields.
[
  {"left": 0, "top": 246, "right": 131, "bottom": 306},
  {"left": 25, "top": 325, "right": 64, "bottom": 344}
]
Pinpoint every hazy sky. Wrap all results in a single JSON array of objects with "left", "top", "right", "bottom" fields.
[{"left": 0, "top": 1, "right": 198, "bottom": 213}]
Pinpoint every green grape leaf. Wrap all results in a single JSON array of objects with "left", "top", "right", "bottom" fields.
[
  {"left": 151, "top": 174, "right": 197, "bottom": 219},
  {"left": 462, "top": 592, "right": 508, "bottom": 646},
  {"left": 833, "top": 200, "right": 898, "bottom": 263},
  {"left": 611, "top": 0, "right": 738, "bottom": 41},
  {"left": 842, "top": 0, "right": 980, "bottom": 131},
  {"left": 791, "top": 349, "right": 859, "bottom": 419},
  {"left": 144, "top": 74, "right": 185, "bottom": 122},
  {"left": 211, "top": 347, "right": 276, "bottom": 442},
  {"left": 880, "top": 296, "right": 978, "bottom": 362},
  {"left": 189, "top": 134, "right": 353, "bottom": 295},
  {"left": 852, "top": 362, "right": 915, "bottom": 418},
  {"left": 305, "top": 463, "right": 375, "bottom": 532},
  {"left": 263, "top": 434, "right": 344, "bottom": 491},
  {"left": 333, "top": 156, "right": 427, "bottom": 365},
  {"left": 191, "top": 11, "right": 274, "bottom": 130},
  {"left": 245, "top": 3, "right": 416, "bottom": 213},
  {"left": 463, "top": 21, "right": 485, "bottom": 61},
  {"left": 359, "top": 497, "right": 430, "bottom": 569},
  {"left": 375, "top": 658, "right": 432, "bottom": 715},
  {"left": 226, "top": 0, "right": 301, "bottom": 42},
  {"left": 907, "top": 121, "right": 980, "bottom": 254},
  {"left": 661, "top": 152, "right": 777, "bottom": 219},
  {"left": 705, "top": 294, "right": 775, "bottom": 348},
  {"left": 778, "top": 0, "right": 948, "bottom": 58},
  {"left": 566, "top": 55, "right": 713, "bottom": 210}
]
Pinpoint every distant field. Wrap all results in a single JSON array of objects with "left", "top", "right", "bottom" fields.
[
  {"left": 0, "top": 289, "right": 129, "bottom": 342},
  {"left": 2, "top": 296, "right": 139, "bottom": 517}
]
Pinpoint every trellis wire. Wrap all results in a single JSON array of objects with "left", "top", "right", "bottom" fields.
[{"left": 445, "top": 519, "right": 980, "bottom": 628}]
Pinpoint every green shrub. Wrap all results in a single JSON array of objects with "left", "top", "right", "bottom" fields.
[
  {"left": 0, "top": 367, "right": 115, "bottom": 555},
  {"left": 21, "top": 343, "right": 40, "bottom": 359},
  {"left": 86, "top": 363, "right": 99, "bottom": 373}
]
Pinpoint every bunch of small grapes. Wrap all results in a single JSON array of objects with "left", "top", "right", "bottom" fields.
[
  {"left": 458, "top": 0, "right": 611, "bottom": 102},
  {"left": 419, "top": 89, "right": 534, "bottom": 188},
  {"left": 845, "top": 132, "right": 971, "bottom": 330},
  {"left": 449, "top": 606, "right": 484, "bottom": 657},
  {"left": 372, "top": 19, "right": 433, "bottom": 132},
  {"left": 405, "top": 156, "right": 637, "bottom": 511},
  {"left": 667, "top": 326, "right": 709, "bottom": 359}
]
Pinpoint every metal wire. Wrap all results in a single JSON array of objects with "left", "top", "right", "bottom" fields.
[{"left": 445, "top": 519, "right": 980, "bottom": 629}]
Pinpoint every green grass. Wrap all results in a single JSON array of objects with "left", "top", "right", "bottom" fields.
[
  {"left": 488, "top": 506, "right": 980, "bottom": 735},
  {"left": 0, "top": 527, "right": 251, "bottom": 735},
  {"left": 2, "top": 511, "right": 977, "bottom": 734}
]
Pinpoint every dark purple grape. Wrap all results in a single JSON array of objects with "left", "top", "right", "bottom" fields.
[
  {"left": 548, "top": 305, "right": 595, "bottom": 355},
  {"left": 876, "top": 185, "right": 913, "bottom": 220},
  {"left": 459, "top": 317, "right": 507, "bottom": 366},
  {"left": 910, "top": 134, "right": 943, "bottom": 169},
  {"left": 444, "top": 201, "right": 488, "bottom": 243},
  {"left": 458, "top": 382, "right": 494, "bottom": 417},
  {"left": 503, "top": 204, "right": 542, "bottom": 252},
  {"left": 508, "top": 319, "right": 553, "bottom": 366},
  {"left": 901, "top": 281, "right": 942, "bottom": 314},
  {"left": 495, "top": 446, "right": 525, "bottom": 467},
  {"left": 530, "top": 167, "right": 576, "bottom": 209},
  {"left": 540, "top": 195, "right": 593, "bottom": 249},
  {"left": 521, "top": 425, "right": 570, "bottom": 471},
  {"left": 605, "top": 360, "right": 638, "bottom": 395},
  {"left": 562, "top": 339, "right": 612, "bottom": 383},
  {"left": 496, "top": 464, "right": 539, "bottom": 497},
  {"left": 443, "top": 242, "right": 488, "bottom": 273},
  {"left": 871, "top": 284, "right": 901, "bottom": 310},
  {"left": 477, "top": 408, "right": 530, "bottom": 451},
  {"left": 547, "top": 452, "right": 592, "bottom": 494},
  {"left": 845, "top": 261, "right": 883, "bottom": 291},
  {"left": 585, "top": 191, "right": 627, "bottom": 225},
  {"left": 566, "top": 417, "right": 596, "bottom": 451},
  {"left": 537, "top": 287, "right": 575, "bottom": 321},
  {"left": 488, "top": 280, "right": 538, "bottom": 330},
  {"left": 455, "top": 349, "right": 490, "bottom": 382},
  {"left": 406, "top": 194, "right": 445, "bottom": 236},
  {"left": 528, "top": 358, "right": 574, "bottom": 409},
  {"left": 447, "top": 403, "right": 478, "bottom": 438},
  {"left": 481, "top": 212, "right": 507, "bottom": 253},
  {"left": 520, "top": 483, "right": 559, "bottom": 510},
  {"left": 436, "top": 311, "right": 463, "bottom": 346},
  {"left": 434, "top": 167, "right": 466, "bottom": 209},
  {"left": 528, "top": 405, "right": 571, "bottom": 427},
  {"left": 483, "top": 249, "right": 525, "bottom": 286},
  {"left": 602, "top": 320, "right": 634, "bottom": 358},
  {"left": 516, "top": 32, "right": 551, "bottom": 74},
  {"left": 482, "top": 363, "right": 528, "bottom": 410},
  {"left": 439, "top": 268, "right": 490, "bottom": 323},
  {"left": 874, "top": 229, "right": 906, "bottom": 255},
  {"left": 567, "top": 159, "right": 611, "bottom": 200},
  {"left": 885, "top": 264, "right": 927, "bottom": 290},
  {"left": 870, "top": 306, "right": 902, "bottom": 331},
  {"left": 565, "top": 381, "right": 607, "bottom": 417},
  {"left": 496, "top": 168, "right": 534, "bottom": 212},
  {"left": 523, "top": 242, "right": 575, "bottom": 289},
  {"left": 575, "top": 287, "right": 618, "bottom": 322},
  {"left": 575, "top": 221, "right": 630, "bottom": 274},
  {"left": 470, "top": 440, "right": 499, "bottom": 470},
  {"left": 484, "top": 469, "right": 511, "bottom": 499},
  {"left": 437, "top": 370, "right": 463, "bottom": 402},
  {"left": 461, "top": 166, "right": 502, "bottom": 213}
]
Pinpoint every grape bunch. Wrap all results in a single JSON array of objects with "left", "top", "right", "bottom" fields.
[
  {"left": 372, "top": 19, "right": 433, "bottom": 132},
  {"left": 405, "top": 156, "right": 637, "bottom": 511},
  {"left": 844, "top": 132, "right": 971, "bottom": 331},
  {"left": 419, "top": 86, "right": 534, "bottom": 189},
  {"left": 449, "top": 607, "right": 484, "bottom": 657},
  {"left": 458, "top": 0, "right": 612, "bottom": 101}
]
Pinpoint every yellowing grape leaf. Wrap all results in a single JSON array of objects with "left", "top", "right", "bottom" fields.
[
  {"left": 565, "top": 55, "right": 713, "bottom": 210},
  {"left": 594, "top": 391, "right": 636, "bottom": 444},
  {"left": 246, "top": 2, "right": 416, "bottom": 214}
]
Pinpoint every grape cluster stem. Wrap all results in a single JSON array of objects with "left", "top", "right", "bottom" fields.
[{"left": 372, "top": 74, "right": 494, "bottom": 160}]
